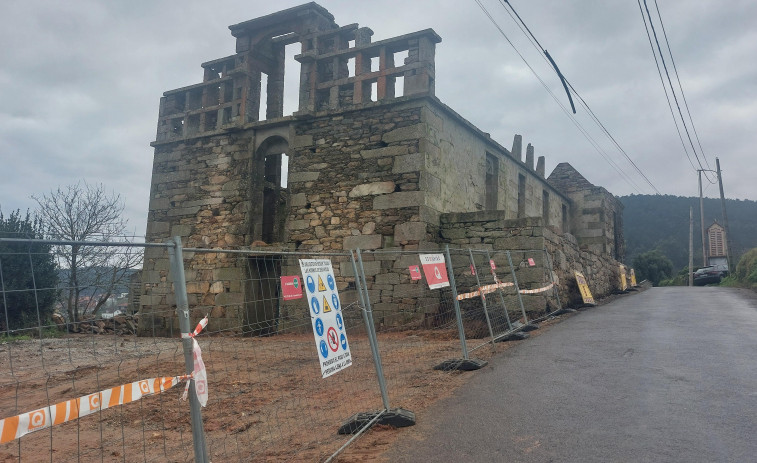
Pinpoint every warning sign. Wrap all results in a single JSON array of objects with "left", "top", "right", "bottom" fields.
[
  {"left": 299, "top": 259, "right": 352, "bottom": 378},
  {"left": 630, "top": 268, "right": 638, "bottom": 287},
  {"left": 527, "top": 258, "right": 536, "bottom": 267},
  {"left": 280, "top": 276, "right": 303, "bottom": 301},
  {"left": 619, "top": 265, "right": 628, "bottom": 292},
  {"left": 419, "top": 254, "right": 450, "bottom": 290},
  {"left": 409, "top": 265, "right": 422, "bottom": 280},
  {"left": 574, "top": 271, "right": 595, "bottom": 305}
]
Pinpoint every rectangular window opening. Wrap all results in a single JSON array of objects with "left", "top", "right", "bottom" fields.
[
  {"left": 485, "top": 153, "right": 498, "bottom": 211},
  {"left": 347, "top": 57, "right": 356, "bottom": 77},
  {"left": 283, "top": 43, "right": 301, "bottom": 116},
  {"left": 259, "top": 72, "right": 268, "bottom": 121},
  {"left": 281, "top": 154, "right": 289, "bottom": 188},
  {"left": 393, "top": 50, "right": 409, "bottom": 67},
  {"left": 395, "top": 75, "right": 405, "bottom": 98},
  {"left": 517, "top": 174, "right": 526, "bottom": 218},
  {"left": 370, "top": 81, "right": 377, "bottom": 102},
  {"left": 562, "top": 204, "right": 569, "bottom": 233},
  {"left": 371, "top": 56, "right": 379, "bottom": 73}
]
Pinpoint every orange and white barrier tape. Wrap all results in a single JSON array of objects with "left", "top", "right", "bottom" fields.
[
  {"left": 0, "top": 375, "right": 190, "bottom": 445},
  {"left": 181, "top": 315, "right": 208, "bottom": 407},
  {"left": 457, "top": 282, "right": 515, "bottom": 301},
  {"left": 519, "top": 282, "right": 555, "bottom": 294}
]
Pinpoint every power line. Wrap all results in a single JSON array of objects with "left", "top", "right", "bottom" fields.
[
  {"left": 472, "top": 0, "right": 645, "bottom": 193},
  {"left": 492, "top": 0, "right": 661, "bottom": 194},
  {"left": 652, "top": 0, "right": 713, "bottom": 172},
  {"left": 636, "top": 0, "right": 698, "bottom": 174},
  {"left": 639, "top": 0, "right": 716, "bottom": 183}
]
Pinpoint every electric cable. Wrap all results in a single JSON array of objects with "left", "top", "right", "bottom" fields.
[{"left": 498, "top": 0, "right": 661, "bottom": 194}]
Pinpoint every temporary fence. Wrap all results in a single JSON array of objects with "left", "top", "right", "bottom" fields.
[{"left": 1, "top": 237, "right": 570, "bottom": 462}]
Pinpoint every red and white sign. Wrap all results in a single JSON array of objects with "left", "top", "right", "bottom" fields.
[
  {"left": 470, "top": 264, "right": 476, "bottom": 275},
  {"left": 409, "top": 265, "right": 422, "bottom": 280},
  {"left": 280, "top": 275, "right": 303, "bottom": 301},
  {"left": 489, "top": 259, "right": 496, "bottom": 271},
  {"left": 419, "top": 254, "right": 450, "bottom": 290},
  {"left": 527, "top": 258, "right": 536, "bottom": 267}
]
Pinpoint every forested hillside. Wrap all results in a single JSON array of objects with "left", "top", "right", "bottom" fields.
[{"left": 620, "top": 195, "right": 757, "bottom": 271}]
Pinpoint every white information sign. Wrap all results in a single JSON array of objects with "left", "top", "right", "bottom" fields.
[{"left": 299, "top": 259, "right": 352, "bottom": 378}]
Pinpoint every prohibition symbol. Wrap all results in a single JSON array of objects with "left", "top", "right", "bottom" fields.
[
  {"left": 336, "top": 313, "right": 343, "bottom": 330},
  {"left": 310, "top": 297, "right": 320, "bottom": 315},
  {"left": 318, "top": 276, "right": 327, "bottom": 292},
  {"left": 315, "top": 318, "right": 324, "bottom": 336},
  {"left": 340, "top": 333, "right": 347, "bottom": 350},
  {"left": 326, "top": 274, "right": 335, "bottom": 291},
  {"left": 331, "top": 293, "right": 340, "bottom": 310},
  {"left": 322, "top": 296, "right": 332, "bottom": 313},
  {"left": 319, "top": 339, "right": 329, "bottom": 359},
  {"left": 326, "top": 327, "right": 339, "bottom": 352},
  {"left": 306, "top": 275, "right": 316, "bottom": 293}
]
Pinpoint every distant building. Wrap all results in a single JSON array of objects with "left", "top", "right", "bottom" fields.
[{"left": 707, "top": 221, "right": 727, "bottom": 267}]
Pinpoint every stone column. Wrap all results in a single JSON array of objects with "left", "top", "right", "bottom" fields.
[{"left": 526, "top": 143, "right": 534, "bottom": 170}]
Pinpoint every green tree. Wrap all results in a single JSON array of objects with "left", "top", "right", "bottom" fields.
[
  {"left": 0, "top": 209, "right": 58, "bottom": 332},
  {"left": 734, "top": 247, "right": 757, "bottom": 288},
  {"left": 633, "top": 250, "right": 674, "bottom": 286}
]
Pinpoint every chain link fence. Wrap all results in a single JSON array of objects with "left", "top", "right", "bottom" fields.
[{"left": 1, "top": 237, "right": 570, "bottom": 462}]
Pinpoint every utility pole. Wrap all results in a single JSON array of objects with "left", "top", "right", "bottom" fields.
[
  {"left": 698, "top": 171, "right": 706, "bottom": 267},
  {"left": 689, "top": 206, "right": 694, "bottom": 287},
  {"left": 716, "top": 158, "right": 732, "bottom": 270}
]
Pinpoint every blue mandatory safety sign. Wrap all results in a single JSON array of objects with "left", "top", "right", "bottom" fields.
[
  {"left": 315, "top": 318, "right": 324, "bottom": 336},
  {"left": 310, "top": 296, "right": 320, "bottom": 315},
  {"left": 336, "top": 313, "right": 343, "bottom": 330},
  {"left": 340, "top": 333, "right": 347, "bottom": 350},
  {"left": 319, "top": 339, "right": 329, "bottom": 359},
  {"left": 331, "top": 293, "right": 340, "bottom": 311},
  {"left": 326, "top": 274, "right": 336, "bottom": 291},
  {"left": 306, "top": 275, "right": 316, "bottom": 294}
]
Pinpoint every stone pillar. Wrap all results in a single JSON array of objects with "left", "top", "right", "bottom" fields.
[
  {"left": 266, "top": 44, "right": 285, "bottom": 119},
  {"left": 536, "top": 156, "right": 545, "bottom": 178},
  {"left": 354, "top": 27, "right": 373, "bottom": 46},
  {"left": 526, "top": 143, "right": 534, "bottom": 170},
  {"left": 511, "top": 134, "right": 522, "bottom": 161}
]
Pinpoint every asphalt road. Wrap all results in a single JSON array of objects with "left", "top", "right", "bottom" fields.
[{"left": 384, "top": 287, "right": 757, "bottom": 462}]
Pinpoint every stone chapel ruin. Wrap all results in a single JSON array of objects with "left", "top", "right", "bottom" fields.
[{"left": 140, "top": 3, "right": 625, "bottom": 336}]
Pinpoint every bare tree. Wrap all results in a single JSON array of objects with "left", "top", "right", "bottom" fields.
[{"left": 33, "top": 181, "right": 142, "bottom": 328}]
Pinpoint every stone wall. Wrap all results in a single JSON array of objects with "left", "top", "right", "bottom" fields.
[{"left": 440, "top": 211, "right": 622, "bottom": 313}]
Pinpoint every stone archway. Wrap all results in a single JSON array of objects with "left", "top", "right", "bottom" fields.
[{"left": 252, "top": 135, "right": 289, "bottom": 244}]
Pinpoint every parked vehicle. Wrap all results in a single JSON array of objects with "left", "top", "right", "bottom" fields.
[{"left": 693, "top": 264, "right": 729, "bottom": 286}]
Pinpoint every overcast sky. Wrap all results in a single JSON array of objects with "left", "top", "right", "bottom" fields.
[{"left": 2, "top": 0, "right": 755, "bottom": 237}]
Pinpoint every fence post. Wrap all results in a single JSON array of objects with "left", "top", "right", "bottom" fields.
[
  {"left": 444, "top": 245, "right": 469, "bottom": 360},
  {"left": 543, "top": 248, "right": 563, "bottom": 314},
  {"left": 485, "top": 250, "right": 513, "bottom": 331},
  {"left": 467, "top": 249, "right": 495, "bottom": 344},
  {"left": 505, "top": 250, "right": 529, "bottom": 324},
  {"left": 352, "top": 250, "right": 390, "bottom": 410},
  {"left": 167, "top": 236, "right": 209, "bottom": 463}
]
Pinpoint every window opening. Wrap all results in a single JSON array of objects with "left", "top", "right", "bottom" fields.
[
  {"left": 394, "top": 76, "right": 405, "bottom": 97},
  {"left": 371, "top": 56, "right": 379, "bottom": 73},
  {"left": 347, "top": 57, "right": 356, "bottom": 77},
  {"left": 393, "top": 50, "right": 409, "bottom": 67},
  {"left": 562, "top": 204, "right": 568, "bottom": 233},
  {"left": 517, "top": 174, "right": 526, "bottom": 218},
  {"left": 485, "top": 153, "right": 498, "bottom": 211},
  {"left": 370, "top": 81, "right": 377, "bottom": 102},
  {"left": 283, "top": 43, "right": 301, "bottom": 116},
  {"left": 259, "top": 72, "right": 268, "bottom": 121}
]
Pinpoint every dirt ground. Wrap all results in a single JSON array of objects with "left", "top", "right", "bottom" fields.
[{"left": 0, "top": 304, "right": 581, "bottom": 463}]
